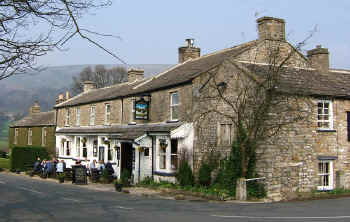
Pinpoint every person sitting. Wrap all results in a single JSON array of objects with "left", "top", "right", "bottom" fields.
[
  {"left": 97, "top": 160, "right": 105, "bottom": 175},
  {"left": 33, "top": 157, "right": 41, "bottom": 174},
  {"left": 45, "top": 160, "right": 55, "bottom": 177},
  {"left": 105, "top": 161, "right": 114, "bottom": 176}
]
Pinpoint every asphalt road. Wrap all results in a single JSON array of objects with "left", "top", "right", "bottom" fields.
[{"left": 1, "top": 172, "right": 350, "bottom": 222}]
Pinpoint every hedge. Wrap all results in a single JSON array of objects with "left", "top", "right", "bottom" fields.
[{"left": 11, "top": 146, "right": 49, "bottom": 171}]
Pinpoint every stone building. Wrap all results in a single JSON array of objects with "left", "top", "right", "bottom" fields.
[
  {"left": 55, "top": 16, "right": 350, "bottom": 201},
  {"left": 9, "top": 101, "right": 56, "bottom": 156}
]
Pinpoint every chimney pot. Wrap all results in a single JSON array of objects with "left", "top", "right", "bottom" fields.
[
  {"left": 30, "top": 101, "right": 40, "bottom": 115},
  {"left": 83, "top": 81, "right": 96, "bottom": 93},
  {"left": 307, "top": 45, "right": 330, "bottom": 73},
  {"left": 128, "top": 68, "right": 144, "bottom": 82},
  {"left": 257, "top": 16, "right": 286, "bottom": 41},
  {"left": 66, "top": 91, "right": 70, "bottom": 100},
  {"left": 178, "top": 38, "right": 200, "bottom": 63}
]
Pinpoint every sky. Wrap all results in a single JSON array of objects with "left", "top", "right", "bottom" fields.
[{"left": 37, "top": 0, "right": 350, "bottom": 69}]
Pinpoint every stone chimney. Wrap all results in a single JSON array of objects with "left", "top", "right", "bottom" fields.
[
  {"left": 128, "top": 68, "right": 144, "bottom": 82},
  {"left": 307, "top": 45, "right": 329, "bottom": 73},
  {"left": 56, "top": 93, "right": 65, "bottom": 104},
  {"left": 83, "top": 81, "right": 96, "bottom": 93},
  {"left": 257, "top": 16, "right": 286, "bottom": 41},
  {"left": 29, "top": 101, "right": 40, "bottom": 115},
  {"left": 65, "top": 91, "right": 70, "bottom": 100},
  {"left": 178, "top": 38, "right": 201, "bottom": 63}
]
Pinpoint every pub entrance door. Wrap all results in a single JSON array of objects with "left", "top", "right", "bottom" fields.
[{"left": 121, "top": 142, "right": 133, "bottom": 177}]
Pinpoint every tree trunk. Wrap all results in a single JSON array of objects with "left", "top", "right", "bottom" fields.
[
  {"left": 236, "top": 177, "right": 247, "bottom": 200},
  {"left": 241, "top": 144, "right": 247, "bottom": 177}
]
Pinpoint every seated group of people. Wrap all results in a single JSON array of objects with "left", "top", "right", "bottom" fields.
[
  {"left": 33, "top": 157, "right": 66, "bottom": 177},
  {"left": 33, "top": 157, "right": 115, "bottom": 178}
]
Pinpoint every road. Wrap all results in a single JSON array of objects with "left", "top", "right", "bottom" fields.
[{"left": 1, "top": 172, "right": 350, "bottom": 222}]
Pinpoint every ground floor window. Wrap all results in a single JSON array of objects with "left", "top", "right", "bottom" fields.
[
  {"left": 318, "top": 160, "right": 333, "bottom": 190},
  {"left": 66, "top": 141, "right": 70, "bottom": 156},
  {"left": 82, "top": 148, "right": 87, "bottom": 158},
  {"left": 93, "top": 140, "right": 98, "bottom": 157},
  {"left": 107, "top": 143, "right": 112, "bottom": 161},
  {"left": 159, "top": 145, "right": 166, "bottom": 169}
]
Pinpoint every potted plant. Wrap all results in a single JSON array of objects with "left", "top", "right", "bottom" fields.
[
  {"left": 114, "top": 179, "right": 123, "bottom": 192},
  {"left": 57, "top": 173, "right": 65, "bottom": 183}
]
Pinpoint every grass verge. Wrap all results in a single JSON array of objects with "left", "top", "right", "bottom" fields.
[{"left": 0, "top": 157, "right": 10, "bottom": 169}]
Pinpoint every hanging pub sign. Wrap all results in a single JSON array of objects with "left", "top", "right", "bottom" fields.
[{"left": 135, "top": 98, "right": 149, "bottom": 120}]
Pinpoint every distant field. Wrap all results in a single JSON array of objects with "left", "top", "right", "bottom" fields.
[
  {"left": 0, "top": 119, "right": 9, "bottom": 151},
  {"left": 0, "top": 158, "right": 10, "bottom": 169}
]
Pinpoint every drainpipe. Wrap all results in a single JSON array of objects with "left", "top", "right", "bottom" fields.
[
  {"left": 151, "top": 136, "right": 154, "bottom": 179},
  {"left": 138, "top": 149, "right": 141, "bottom": 183}
]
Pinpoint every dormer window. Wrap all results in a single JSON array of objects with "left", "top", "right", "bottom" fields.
[
  {"left": 317, "top": 100, "right": 333, "bottom": 130},
  {"left": 170, "top": 92, "right": 179, "bottom": 121},
  {"left": 90, "top": 105, "right": 96, "bottom": 126}
]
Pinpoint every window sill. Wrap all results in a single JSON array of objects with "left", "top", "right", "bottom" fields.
[
  {"left": 317, "top": 129, "right": 336, "bottom": 133},
  {"left": 128, "top": 122, "right": 137, "bottom": 125},
  {"left": 154, "top": 171, "right": 176, "bottom": 177}
]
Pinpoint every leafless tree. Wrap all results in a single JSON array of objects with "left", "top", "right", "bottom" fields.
[
  {"left": 0, "top": 0, "right": 126, "bottom": 81},
  {"left": 195, "top": 37, "right": 315, "bottom": 178},
  {"left": 71, "top": 65, "right": 127, "bottom": 94}
]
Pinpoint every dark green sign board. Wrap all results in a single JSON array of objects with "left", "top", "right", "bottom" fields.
[{"left": 72, "top": 165, "right": 87, "bottom": 185}]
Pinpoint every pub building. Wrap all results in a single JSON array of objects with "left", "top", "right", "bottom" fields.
[{"left": 55, "top": 66, "right": 195, "bottom": 184}]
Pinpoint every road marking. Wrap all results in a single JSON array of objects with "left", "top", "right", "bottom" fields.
[
  {"left": 212, "top": 215, "right": 350, "bottom": 220},
  {"left": 18, "top": 186, "right": 43, "bottom": 195},
  {"left": 113, "top": 206, "right": 133, "bottom": 210},
  {"left": 62, "top": 197, "right": 81, "bottom": 203}
]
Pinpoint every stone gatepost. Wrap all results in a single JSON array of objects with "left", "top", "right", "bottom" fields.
[{"left": 236, "top": 178, "right": 247, "bottom": 200}]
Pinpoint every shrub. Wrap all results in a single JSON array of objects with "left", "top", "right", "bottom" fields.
[
  {"left": 11, "top": 146, "right": 49, "bottom": 171},
  {"left": 198, "top": 162, "right": 212, "bottom": 187},
  {"left": 100, "top": 168, "right": 111, "bottom": 183},
  {"left": 176, "top": 160, "right": 194, "bottom": 187},
  {"left": 247, "top": 180, "right": 266, "bottom": 198},
  {"left": 120, "top": 169, "right": 131, "bottom": 186}
]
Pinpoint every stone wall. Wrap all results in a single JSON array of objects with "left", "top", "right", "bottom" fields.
[{"left": 56, "top": 84, "right": 193, "bottom": 128}]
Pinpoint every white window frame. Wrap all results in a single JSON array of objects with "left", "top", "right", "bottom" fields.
[
  {"left": 76, "top": 137, "right": 81, "bottom": 158},
  {"left": 317, "top": 100, "right": 333, "bottom": 130},
  {"left": 105, "top": 103, "right": 111, "bottom": 125},
  {"left": 76, "top": 107, "right": 80, "bottom": 126},
  {"left": 42, "top": 127, "right": 47, "bottom": 146},
  {"left": 65, "top": 108, "right": 70, "bottom": 126},
  {"left": 170, "top": 92, "right": 179, "bottom": 121},
  {"left": 90, "top": 105, "right": 96, "bottom": 126},
  {"left": 14, "top": 128, "right": 18, "bottom": 145},
  {"left": 317, "top": 160, "right": 334, "bottom": 191},
  {"left": 28, "top": 128, "right": 32, "bottom": 145}
]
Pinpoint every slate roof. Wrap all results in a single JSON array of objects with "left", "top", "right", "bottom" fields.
[
  {"left": 56, "top": 122, "right": 182, "bottom": 140},
  {"left": 10, "top": 111, "right": 56, "bottom": 127},
  {"left": 242, "top": 63, "right": 350, "bottom": 99},
  {"left": 55, "top": 41, "right": 257, "bottom": 108},
  {"left": 55, "top": 40, "right": 350, "bottom": 109}
]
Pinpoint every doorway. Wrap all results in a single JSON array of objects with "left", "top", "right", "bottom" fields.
[{"left": 121, "top": 142, "right": 133, "bottom": 176}]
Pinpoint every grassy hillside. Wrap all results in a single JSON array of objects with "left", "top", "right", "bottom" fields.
[{"left": 0, "top": 119, "right": 9, "bottom": 152}]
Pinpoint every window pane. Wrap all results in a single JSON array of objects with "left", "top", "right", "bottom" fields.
[
  {"left": 171, "top": 93, "right": 179, "bottom": 105},
  {"left": 171, "top": 155, "right": 178, "bottom": 170},
  {"left": 172, "top": 106, "right": 179, "bottom": 120}
]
